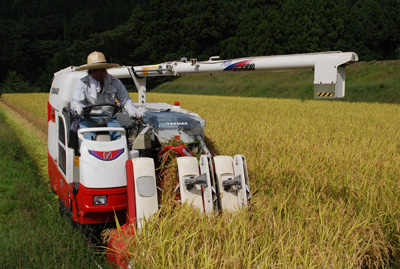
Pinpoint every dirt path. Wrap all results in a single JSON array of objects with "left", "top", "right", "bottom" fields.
[{"left": 0, "top": 99, "right": 47, "bottom": 143}]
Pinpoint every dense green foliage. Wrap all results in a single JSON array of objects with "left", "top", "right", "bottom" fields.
[
  {"left": 1, "top": 0, "right": 399, "bottom": 93},
  {"left": 153, "top": 60, "right": 400, "bottom": 103}
]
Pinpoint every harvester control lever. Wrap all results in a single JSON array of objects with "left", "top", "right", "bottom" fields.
[
  {"left": 222, "top": 175, "right": 242, "bottom": 191},
  {"left": 185, "top": 174, "right": 207, "bottom": 190}
]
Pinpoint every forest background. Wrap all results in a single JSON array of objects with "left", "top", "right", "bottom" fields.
[{"left": 1, "top": 0, "right": 399, "bottom": 93}]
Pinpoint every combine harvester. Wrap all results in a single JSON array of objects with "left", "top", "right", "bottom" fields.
[{"left": 47, "top": 51, "right": 358, "bottom": 266}]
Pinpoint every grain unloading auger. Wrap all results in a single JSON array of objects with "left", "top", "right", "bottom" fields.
[{"left": 47, "top": 51, "right": 357, "bottom": 266}]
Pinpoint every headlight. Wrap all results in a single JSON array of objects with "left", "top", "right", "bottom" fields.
[{"left": 93, "top": 195, "right": 108, "bottom": 205}]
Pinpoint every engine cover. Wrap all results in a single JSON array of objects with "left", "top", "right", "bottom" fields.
[{"left": 142, "top": 111, "right": 204, "bottom": 143}]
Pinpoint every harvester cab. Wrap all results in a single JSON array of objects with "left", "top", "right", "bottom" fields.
[{"left": 48, "top": 51, "right": 358, "bottom": 228}]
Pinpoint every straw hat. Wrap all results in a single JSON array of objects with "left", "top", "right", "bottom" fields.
[{"left": 75, "top": 51, "right": 119, "bottom": 71}]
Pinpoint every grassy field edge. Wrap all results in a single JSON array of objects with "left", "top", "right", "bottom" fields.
[{"left": 0, "top": 102, "right": 110, "bottom": 268}]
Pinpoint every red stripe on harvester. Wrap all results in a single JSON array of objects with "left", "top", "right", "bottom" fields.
[{"left": 126, "top": 160, "right": 137, "bottom": 229}]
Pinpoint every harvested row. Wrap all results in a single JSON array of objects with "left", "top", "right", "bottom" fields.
[{"left": 3, "top": 92, "right": 400, "bottom": 267}]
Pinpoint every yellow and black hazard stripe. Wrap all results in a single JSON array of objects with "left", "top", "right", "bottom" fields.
[{"left": 317, "top": 92, "right": 334, "bottom": 97}]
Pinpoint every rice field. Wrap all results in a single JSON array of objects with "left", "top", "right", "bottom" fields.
[{"left": 2, "top": 92, "right": 400, "bottom": 267}]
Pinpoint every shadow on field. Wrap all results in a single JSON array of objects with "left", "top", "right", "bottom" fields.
[{"left": 58, "top": 199, "right": 119, "bottom": 248}]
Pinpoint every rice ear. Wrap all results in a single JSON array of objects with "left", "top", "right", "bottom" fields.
[{"left": 114, "top": 210, "right": 121, "bottom": 231}]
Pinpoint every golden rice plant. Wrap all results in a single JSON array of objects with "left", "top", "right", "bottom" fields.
[
  {"left": 3, "top": 92, "right": 400, "bottom": 267},
  {"left": 141, "top": 93, "right": 400, "bottom": 267}
]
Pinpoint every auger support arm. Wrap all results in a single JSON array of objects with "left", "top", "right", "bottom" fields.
[{"left": 129, "top": 51, "right": 358, "bottom": 100}]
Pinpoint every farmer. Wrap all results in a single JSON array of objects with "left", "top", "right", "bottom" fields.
[{"left": 71, "top": 51, "right": 143, "bottom": 140}]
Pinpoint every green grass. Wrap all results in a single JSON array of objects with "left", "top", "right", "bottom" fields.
[
  {"left": 152, "top": 60, "right": 400, "bottom": 103},
  {"left": 0, "top": 106, "right": 109, "bottom": 268}
]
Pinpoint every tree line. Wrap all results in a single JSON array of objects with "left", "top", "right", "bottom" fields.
[{"left": 1, "top": 0, "right": 399, "bottom": 93}]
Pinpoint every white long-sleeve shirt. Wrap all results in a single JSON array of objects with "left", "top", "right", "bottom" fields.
[{"left": 71, "top": 73, "right": 138, "bottom": 117}]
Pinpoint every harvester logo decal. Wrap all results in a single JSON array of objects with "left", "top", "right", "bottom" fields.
[
  {"left": 89, "top": 149, "right": 124, "bottom": 161},
  {"left": 223, "top": 60, "right": 255, "bottom": 71},
  {"left": 103, "top": 152, "right": 112, "bottom": 160},
  {"left": 166, "top": 122, "right": 188, "bottom": 126}
]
